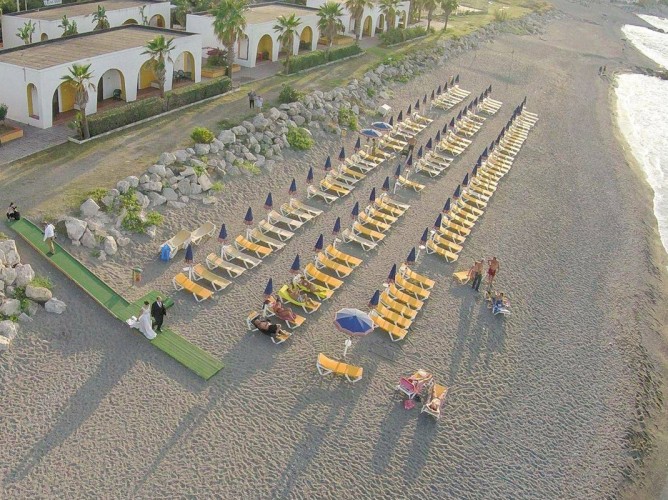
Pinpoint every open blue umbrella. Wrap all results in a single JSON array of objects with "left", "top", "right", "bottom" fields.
[
  {"left": 289, "top": 178, "right": 297, "bottom": 196},
  {"left": 453, "top": 185, "right": 461, "bottom": 199},
  {"left": 434, "top": 213, "right": 443, "bottom": 229},
  {"left": 244, "top": 207, "right": 254, "bottom": 225},
  {"left": 369, "top": 290, "right": 380, "bottom": 308},
  {"left": 372, "top": 122, "right": 393, "bottom": 132},
  {"left": 437, "top": 85, "right": 442, "bottom": 95},
  {"left": 338, "top": 147, "right": 346, "bottom": 162},
  {"left": 442, "top": 198, "right": 451, "bottom": 213},
  {"left": 264, "top": 192, "right": 273, "bottom": 211},
  {"left": 406, "top": 247, "right": 416, "bottom": 266},
  {"left": 435, "top": 130, "right": 441, "bottom": 142},
  {"left": 218, "top": 223, "right": 228, "bottom": 243},
  {"left": 397, "top": 110, "right": 403, "bottom": 123},
  {"left": 382, "top": 176, "right": 390, "bottom": 192},
  {"left": 360, "top": 129, "right": 383, "bottom": 139},
  {"left": 417, "top": 146, "right": 423, "bottom": 159},
  {"left": 314, "top": 234, "right": 324, "bottom": 252},
  {"left": 334, "top": 308, "right": 374, "bottom": 336},
  {"left": 430, "top": 90, "right": 435, "bottom": 100},
  {"left": 387, "top": 264, "right": 397, "bottom": 283},
  {"left": 290, "top": 254, "right": 301, "bottom": 274},
  {"left": 354, "top": 137, "right": 361, "bottom": 151},
  {"left": 462, "top": 173, "right": 469, "bottom": 187},
  {"left": 407, "top": 104, "right": 412, "bottom": 115},
  {"left": 394, "top": 164, "right": 402, "bottom": 179},
  {"left": 389, "top": 116, "right": 394, "bottom": 127},
  {"left": 369, "top": 187, "right": 376, "bottom": 202},
  {"left": 307, "top": 166, "right": 314, "bottom": 184},
  {"left": 426, "top": 138, "right": 433, "bottom": 150},
  {"left": 351, "top": 201, "right": 360, "bottom": 220},
  {"left": 263, "top": 278, "right": 274, "bottom": 297},
  {"left": 333, "top": 217, "right": 341, "bottom": 235},
  {"left": 324, "top": 156, "right": 332, "bottom": 172}
]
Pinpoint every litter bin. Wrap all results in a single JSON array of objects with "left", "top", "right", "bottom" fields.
[{"left": 132, "top": 267, "right": 142, "bottom": 284}]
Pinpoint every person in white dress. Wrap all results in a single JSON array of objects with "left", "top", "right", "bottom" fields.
[{"left": 128, "top": 301, "right": 157, "bottom": 340}]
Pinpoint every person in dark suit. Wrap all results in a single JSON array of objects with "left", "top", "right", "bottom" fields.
[{"left": 151, "top": 296, "right": 167, "bottom": 332}]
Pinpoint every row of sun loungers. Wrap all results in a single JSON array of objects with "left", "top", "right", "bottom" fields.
[
  {"left": 341, "top": 195, "right": 410, "bottom": 251},
  {"left": 160, "top": 221, "right": 216, "bottom": 259}
]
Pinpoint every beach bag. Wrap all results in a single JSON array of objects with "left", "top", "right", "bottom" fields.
[{"left": 160, "top": 244, "right": 171, "bottom": 262}]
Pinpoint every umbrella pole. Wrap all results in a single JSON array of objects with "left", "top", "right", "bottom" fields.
[
  {"left": 343, "top": 338, "right": 352, "bottom": 358},
  {"left": 416, "top": 244, "right": 425, "bottom": 260}
]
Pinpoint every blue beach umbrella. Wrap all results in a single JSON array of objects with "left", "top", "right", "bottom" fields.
[
  {"left": 444, "top": 82, "right": 449, "bottom": 92},
  {"left": 462, "top": 173, "right": 469, "bottom": 187},
  {"left": 333, "top": 216, "right": 341, "bottom": 235},
  {"left": 354, "top": 137, "right": 361, "bottom": 151},
  {"left": 334, "top": 308, "right": 374, "bottom": 336},
  {"left": 368, "top": 290, "right": 380, "bottom": 308},
  {"left": 387, "top": 264, "right": 397, "bottom": 283},
  {"left": 442, "top": 198, "right": 451, "bottom": 213},
  {"left": 406, "top": 155, "right": 413, "bottom": 167},
  {"left": 435, "top": 130, "right": 441, "bottom": 142},
  {"left": 449, "top": 118, "right": 455, "bottom": 128},
  {"left": 420, "top": 228, "right": 429, "bottom": 245},
  {"left": 450, "top": 76, "right": 455, "bottom": 86},
  {"left": 426, "top": 138, "right": 433, "bottom": 150},
  {"left": 455, "top": 74, "right": 460, "bottom": 84},
  {"left": 394, "top": 164, "right": 402, "bottom": 179},
  {"left": 324, "top": 156, "right": 332, "bottom": 172},
  {"left": 289, "top": 178, "right": 297, "bottom": 196},
  {"left": 423, "top": 94, "right": 427, "bottom": 104},
  {"left": 442, "top": 122, "right": 448, "bottom": 134},
  {"left": 307, "top": 166, "right": 314, "bottom": 184},
  {"left": 218, "top": 223, "right": 228, "bottom": 243},
  {"left": 415, "top": 99, "right": 420, "bottom": 110},
  {"left": 264, "top": 192, "right": 273, "bottom": 211},
  {"left": 430, "top": 90, "right": 435, "bottom": 100},
  {"left": 382, "top": 176, "right": 391, "bottom": 192},
  {"left": 244, "top": 207, "right": 254, "bottom": 225},
  {"left": 482, "top": 147, "right": 489, "bottom": 158},
  {"left": 490, "top": 140, "right": 495, "bottom": 152},
  {"left": 417, "top": 146, "right": 423, "bottom": 159},
  {"left": 360, "top": 129, "right": 383, "bottom": 139},
  {"left": 406, "top": 247, "right": 416, "bottom": 266},
  {"left": 369, "top": 187, "right": 376, "bottom": 202},
  {"left": 397, "top": 110, "right": 403, "bottom": 123},
  {"left": 472, "top": 165, "right": 478, "bottom": 177},
  {"left": 314, "top": 234, "right": 324, "bottom": 252},
  {"left": 476, "top": 156, "right": 482, "bottom": 167},
  {"left": 263, "top": 278, "right": 274, "bottom": 298},
  {"left": 437, "top": 85, "right": 442, "bottom": 95},
  {"left": 434, "top": 213, "right": 443, "bottom": 229},
  {"left": 407, "top": 104, "right": 412, "bottom": 115},
  {"left": 185, "top": 243, "right": 194, "bottom": 264},
  {"left": 389, "top": 116, "right": 394, "bottom": 127},
  {"left": 453, "top": 185, "right": 461, "bottom": 200},
  {"left": 351, "top": 201, "right": 360, "bottom": 220},
  {"left": 290, "top": 254, "right": 301, "bottom": 274},
  {"left": 339, "top": 147, "right": 346, "bottom": 161},
  {"left": 457, "top": 111, "right": 462, "bottom": 121},
  {"left": 372, "top": 122, "right": 393, "bottom": 132}
]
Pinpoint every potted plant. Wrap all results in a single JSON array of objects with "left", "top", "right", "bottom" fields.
[{"left": 0, "top": 104, "right": 24, "bottom": 144}]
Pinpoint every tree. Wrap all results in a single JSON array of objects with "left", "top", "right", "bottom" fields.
[
  {"left": 0, "top": 104, "right": 8, "bottom": 126},
  {"left": 317, "top": 2, "right": 344, "bottom": 49},
  {"left": 92, "top": 5, "right": 109, "bottom": 30},
  {"left": 274, "top": 14, "right": 301, "bottom": 70},
  {"left": 59, "top": 15, "right": 78, "bottom": 37},
  {"left": 212, "top": 0, "right": 249, "bottom": 82},
  {"left": 16, "top": 20, "right": 36, "bottom": 45},
  {"left": 61, "top": 63, "right": 95, "bottom": 139},
  {"left": 410, "top": 0, "right": 424, "bottom": 23},
  {"left": 440, "top": 0, "right": 458, "bottom": 31},
  {"left": 141, "top": 35, "right": 175, "bottom": 98},
  {"left": 379, "top": 0, "right": 400, "bottom": 31},
  {"left": 344, "top": 0, "right": 373, "bottom": 40},
  {"left": 423, "top": 0, "right": 437, "bottom": 30}
]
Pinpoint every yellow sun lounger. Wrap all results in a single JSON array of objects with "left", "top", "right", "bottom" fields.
[
  {"left": 249, "top": 228, "right": 285, "bottom": 251},
  {"left": 235, "top": 235, "right": 272, "bottom": 258},
  {"left": 380, "top": 195, "right": 410, "bottom": 211},
  {"left": 193, "top": 264, "right": 232, "bottom": 292},
  {"left": 442, "top": 218, "right": 471, "bottom": 237},
  {"left": 294, "top": 279, "right": 335, "bottom": 301},
  {"left": 396, "top": 274, "right": 431, "bottom": 300},
  {"left": 353, "top": 222, "right": 385, "bottom": 243},
  {"left": 320, "top": 179, "right": 351, "bottom": 197},
  {"left": 271, "top": 208, "right": 308, "bottom": 228},
  {"left": 222, "top": 246, "right": 262, "bottom": 269},
  {"left": 400, "top": 265, "right": 435, "bottom": 289},
  {"left": 259, "top": 219, "right": 294, "bottom": 241},
  {"left": 370, "top": 311, "right": 407, "bottom": 342},
  {"left": 307, "top": 185, "right": 338, "bottom": 204},
  {"left": 421, "top": 383, "right": 449, "bottom": 419},
  {"left": 290, "top": 199, "right": 323, "bottom": 216},
  {"left": 453, "top": 269, "right": 472, "bottom": 284},
  {"left": 341, "top": 229, "right": 378, "bottom": 252},
  {"left": 426, "top": 239, "right": 459, "bottom": 263},
  {"left": 278, "top": 284, "right": 320, "bottom": 314},
  {"left": 161, "top": 229, "right": 191, "bottom": 259},
  {"left": 325, "top": 244, "right": 363, "bottom": 268},
  {"left": 205, "top": 252, "right": 246, "bottom": 278},
  {"left": 380, "top": 291, "right": 418, "bottom": 319},
  {"left": 316, "top": 353, "right": 363, "bottom": 383},
  {"left": 374, "top": 200, "right": 404, "bottom": 218},
  {"left": 316, "top": 253, "right": 354, "bottom": 278},
  {"left": 173, "top": 273, "right": 213, "bottom": 302},
  {"left": 437, "top": 226, "right": 466, "bottom": 245},
  {"left": 388, "top": 283, "right": 424, "bottom": 310},
  {"left": 375, "top": 303, "right": 412, "bottom": 330},
  {"left": 358, "top": 213, "right": 391, "bottom": 232},
  {"left": 262, "top": 300, "right": 307, "bottom": 329},
  {"left": 190, "top": 221, "right": 215, "bottom": 245},
  {"left": 340, "top": 165, "right": 366, "bottom": 180},
  {"left": 304, "top": 263, "right": 344, "bottom": 290},
  {"left": 396, "top": 175, "right": 425, "bottom": 192},
  {"left": 365, "top": 206, "right": 398, "bottom": 224},
  {"left": 432, "top": 232, "right": 463, "bottom": 254},
  {"left": 246, "top": 311, "right": 292, "bottom": 344}
]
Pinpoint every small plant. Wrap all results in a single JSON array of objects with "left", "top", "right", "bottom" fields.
[
  {"left": 211, "top": 181, "right": 225, "bottom": 192},
  {"left": 145, "top": 211, "right": 163, "bottom": 227},
  {"left": 235, "top": 160, "right": 261, "bottom": 175},
  {"left": 217, "top": 119, "right": 236, "bottom": 129},
  {"left": 0, "top": 103, "right": 8, "bottom": 125},
  {"left": 493, "top": 7, "right": 509, "bottom": 21},
  {"left": 84, "top": 187, "right": 108, "bottom": 206},
  {"left": 193, "top": 165, "right": 206, "bottom": 176},
  {"left": 278, "top": 84, "right": 303, "bottom": 104},
  {"left": 121, "top": 212, "right": 145, "bottom": 232},
  {"left": 366, "top": 88, "right": 376, "bottom": 98},
  {"left": 286, "top": 126, "right": 314, "bottom": 150},
  {"left": 92, "top": 249, "right": 102, "bottom": 258},
  {"left": 0, "top": 232, "right": 8, "bottom": 240},
  {"left": 337, "top": 107, "right": 358, "bottom": 130},
  {"left": 12, "top": 286, "right": 30, "bottom": 313},
  {"left": 68, "top": 111, "right": 84, "bottom": 139},
  {"left": 31, "top": 275, "right": 53, "bottom": 290},
  {"left": 191, "top": 126, "right": 215, "bottom": 144},
  {"left": 206, "top": 48, "right": 229, "bottom": 68}
]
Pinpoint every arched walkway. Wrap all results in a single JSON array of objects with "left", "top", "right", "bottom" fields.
[
  {"left": 52, "top": 81, "right": 76, "bottom": 121},
  {"left": 173, "top": 51, "right": 195, "bottom": 82},
  {"left": 362, "top": 16, "right": 373, "bottom": 37},
  {"left": 97, "top": 68, "right": 126, "bottom": 102},
  {"left": 137, "top": 59, "right": 157, "bottom": 90},
  {"left": 27, "top": 84, "right": 39, "bottom": 118},
  {"left": 149, "top": 14, "right": 165, "bottom": 28},
  {"left": 40, "top": 33, "right": 48, "bottom": 41},
  {"left": 257, "top": 34, "right": 273, "bottom": 63},
  {"left": 299, "top": 26, "right": 313, "bottom": 51},
  {"left": 376, "top": 14, "right": 385, "bottom": 33},
  {"left": 122, "top": 18, "right": 138, "bottom": 25}
]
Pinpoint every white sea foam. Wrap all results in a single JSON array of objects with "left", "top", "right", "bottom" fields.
[
  {"left": 617, "top": 26, "right": 668, "bottom": 254},
  {"left": 638, "top": 14, "right": 668, "bottom": 32}
]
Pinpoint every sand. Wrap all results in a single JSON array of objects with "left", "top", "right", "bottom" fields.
[{"left": 2, "top": 0, "right": 668, "bottom": 497}]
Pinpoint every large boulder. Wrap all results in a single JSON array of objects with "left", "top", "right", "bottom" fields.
[
  {"left": 0, "top": 320, "right": 17, "bottom": 340},
  {"left": 162, "top": 188, "right": 179, "bottom": 201},
  {"left": 177, "top": 178, "right": 192, "bottom": 196},
  {"left": 14, "top": 264, "right": 34, "bottom": 287},
  {"left": 103, "top": 236, "right": 118, "bottom": 256},
  {"left": 65, "top": 217, "right": 87, "bottom": 241},
  {"left": 45, "top": 298, "right": 67, "bottom": 314},
  {"left": 194, "top": 143, "right": 210, "bottom": 156},
  {"left": 0, "top": 336, "right": 9, "bottom": 351},
  {"left": 80, "top": 198, "right": 100, "bottom": 218},
  {"left": 0, "top": 266, "right": 16, "bottom": 286},
  {"left": 0, "top": 298, "right": 21, "bottom": 317},
  {"left": 126, "top": 176, "right": 140, "bottom": 188},
  {"left": 80, "top": 229, "right": 97, "bottom": 249},
  {"left": 174, "top": 150, "right": 189, "bottom": 163},
  {"left": 147, "top": 192, "right": 167, "bottom": 207},
  {"left": 253, "top": 114, "right": 270, "bottom": 131},
  {"left": 159, "top": 152, "right": 176, "bottom": 166},
  {"left": 148, "top": 164, "right": 167, "bottom": 177},
  {"left": 231, "top": 125, "right": 248, "bottom": 136},
  {"left": 25, "top": 284, "right": 52, "bottom": 303},
  {"left": 218, "top": 130, "right": 236, "bottom": 144},
  {"left": 140, "top": 181, "right": 163, "bottom": 193},
  {"left": 0, "top": 240, "right": 20, "bottom": 266},
  {"left": 116, "top": 179, "right": 130, "bottom": 194},
  {"left": 198, "top": 174, "right": 213, "bottom": 192}
]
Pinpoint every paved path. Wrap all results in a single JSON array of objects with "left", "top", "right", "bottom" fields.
[{"left": 0, "top": 120, "right": 70, "bottom": 166}]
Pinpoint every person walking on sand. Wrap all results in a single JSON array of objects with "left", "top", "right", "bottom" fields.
[
  {"left": 151, "top": 296, "right": 167, "bottom": 332},
  {"left": 471, "top": 260, "right": 483, "bottom": 292},
  {"left": 248, "top": 90, "right": 256, "bottom": 109},
  {"left": 44, "top": 222, "right": 56, "bottom": 255},
  {"left": 487, "top": 257, "right": 500, "bottom": 287}
]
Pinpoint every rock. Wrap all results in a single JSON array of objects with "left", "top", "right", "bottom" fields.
[
  {"left": 255, "top": 155, "right": 266, "bottom": 168},
  {"left": 14, "top": 264, "right": 34, "bottom": 287},
  {"left": 148, "top": 164, "right": 167, "bottom": 177},
  {"left": 45, "top": 298, "right": 67, "bottom": 314},
  {"left": 145, "top": 226, "right": 157, "bottom": 239},
  {"left": 147, "top": 192, "right": 167, "bottom": 207},
  {"left": 293, "top": 115, "right": 306, "bottom": 126},
  {"left": 202, "top": 196, "right": 217, "bottom": 205},
  {"left": 174, "top": 150, "right": 189, "bottom": 163},
  {"left": 0, "top": 299, "right": 21, "bottom": 316},
  {"left": 26, "top": 300, "right": 38, "bottom": 317},
  {"left": 226, "top": 163, "right": 240, "bottom": 176},
  {"left": 0, "top": 266, "right": 16, "bottom": 286},
  {"left": 0, "top": 320, "right": 17, "bottom": 340},
  {"left": 190, "top": 183, "right": 202, "bottom": 195},
  {"left": 180, "top": 196, "right": 190, "bottom": 203},
  {"left": 5, "top": 286, "right": 14, "bottom": 297},
  {"left": 182, "top": 166, "right": 196, "bottom": 177},
  {"left": 198, "top": 174, "right": 213, "bottom": 191},
  {"left": 127, "top": 176, "right": 140, "bottom": 188},
  {"left": 177, "top": 178, "right": 192, "bottom": 195},
  {"left": 97, "top": 251, "right": 107, "bottom": 261},
  {"left": 65, "top": 217, "right": 87, "bottom": 241},
  {"left": 218, "top": 129, "right": 236, "bottom": 144},
  {"left": 80, "top": 229, "right": 97, "bottom": 249},
  {"left": 140, "top": 181, "right": 163, "bottom": 193},
  {"left": 103, "top": 236, "right": 118, "bottom": 256},
  {"left": 80, "top": 198, "right": 100, "bottom": 217},
  {"left": 25, "top": 285, "right": 52, "bottom": 303},
  {"left": 18, "top": 313, "right": 33, "bottom": 323},
  {"left": 232, "top": 125, "right": 248, "bottom": 136},
  {"left": 268, "top": 107, "right": 281, "bottom": 120},
  {"left": 186, "top": 147, "right": 196, "bottom": 155},
  {"left": 0, "top": 240, "right": 19, "bottom": 267},
  {"left": 244, "top": 152, "right": 257, "bottom": 162},
  {"left": 116, "top": 180, "right": 131, "bottom": 194},
  {"left": 135, "top": 192, "right": 150, "bottom": 209},
  {"left": 162, "top": 188, "right": 179, "bottom": 201},
  {"left": 167, "top": 201, "right": 187, "bottom": 209},
  {"left": 116, "top": 236, "right": 131, "bottom": 247},
  {"left": 253, "top": 115, "right": 270, "bottom": 131},
  {"left": 194, "top": 143, "right": 210, "bottom": 156},
  {"left": 264, "top": 160, "right": 276, "bottom": 173},
  {"left": 159, "top": 152, "right": 176, "bottom": 166}
]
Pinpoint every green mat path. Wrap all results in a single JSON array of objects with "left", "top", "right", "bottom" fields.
[{"left": 8, "top": 219, "right": 223, "bottom": 380}]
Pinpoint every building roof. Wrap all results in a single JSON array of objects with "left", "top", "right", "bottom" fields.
[
  {"left": 200, "top": 3, "right": 319, "bottom": 24},
  {"left": 0, "top": 26, "right": 190, "bottom": 70},
  {"left": 12, "top": 0, "right": 167, "bottom": 21}
]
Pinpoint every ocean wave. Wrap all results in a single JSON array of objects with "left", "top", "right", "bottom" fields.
[
  {"left": 638, "top": 14, "right": 668, "bottom": 32},
  {"left": 623, "top": 24, "right": 668, "bottom": 69}
]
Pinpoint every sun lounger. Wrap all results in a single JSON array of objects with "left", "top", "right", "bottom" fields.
[
  {"left": 205, "top": 252, "right": 246, "bottom": 278},
  {"left": 249, "top": 228, "right": 285, "bottom": 251},
  {"left": 341, "top": 229, "right": 378, "bottom": 251},
  {"left": 304, "top": 263, "right": 344, "bottom": 290},
  {"left": 437, "top": 226, "right": 466, "bottom": 245},
  {"left": 278, "top": 284, "right": 320, "bottom": 314},
  {"left": 346, "top": 156, "right": 376, "bottom": 172},
  {"left": 432, "top": 232, "right": 463, "bottom": 254},
  {"left": 370, "top": 311, "right": 407, "bottom": 342},
  {"left": 246, "top": 311, "right": 292, "bottom": 344},
  {"left": 361, "top": 146, "right": 391, "bottom": 161},
  {"left": 453, "top": 203, "right": 482, "bottom": 221},
  {"left": 358, "top": 213, "right": 391, "bottom": 233},
  {"left": 396, "top": 274, "right": 431, "bottom": 300},
  {"left": 307, "top": 185, "right": 338, "bottom": 204},
  {"left": 380, "top": 291, "right": 418, "bottom": 319},
  {"left": 448, "top": 211, "right": 475, "bottom": 229},
  {"left": 190, "top": 221, "right": 215, "bottom": 245},
  {"left": 421, "top": 383, "right": 448, "bottom": 419},
  {"left": 396, "top": 370, "right": 434, "bottom": 399},
  {"left": 222, "top": 245, "right": 261, "bottom": 269},
  {"left": 396, "top": 175, "right": 425, "bottom": 192},
  {"left": 262, "top": 298, "right": 307, "bottom": 329},
  {"left": 271, "top": 208, "right": 307, "bottom": 229},
  {"left": 400, "top": 265, "right": 435, "bottom": 289},
  {"left": 379, "top": 138, "right": 404, "bottom": 153},
  {"left": 259, "top": 219, "right": 294, "bottom": 241},
  {"left": 467, "top": 184, "right": 494, "bottom": 200},
  {"left": 316, "top": 353, "right": 363, "bottom": 383},
  {"left": 325, "top": 244, "right": 363, "bottom": 268},
  {"left": 415, "top": 160, "right": 447, "bottom": 178},
  {"left": 192, "top": 264, "right": 232, "bottom": 292},
  {"left": 352, "top": 222, "right": 385, "bottom": 243},
  {"left": 458, "top": 197, "right": 485, "bottom": 214},
  {"left": 426, "top": 239, "right": 459, "bottom": 263},
  {"left": 411, "top": 113, "right": 433, "bottom": 125},
  {"left": 453, "top": 269, "right": 472, "bottom": 284},
  {"left": 290, "top": 199, "right": 323, "bottom": 216},
  {"left": 235, "top": 235, "right": 272, "bottom": 258},
  {"left": 325, "top": 174, "right": 357, "bottom": 191},
  {"left": 320, "top": 179, "right": 351, "bottom": 197},
  {"left": 295, "top": 279, "right": 335, "bottom": 301},
  {"left": 388, "top": 283, "right": 424, "bottom": 310},
  {"left": 365, "top": 206, "right": 398, "bottom": 224},
  {"left": 161, "top": 229, "right": 191, "bottom": 259},
  {"left": 374, "top": 200, "right": 404, "bottom": 217},
  {"left": 173, "top": 273, "right": 213, "bottom": 302},
  {"left": 380, "top": 195, "right": 409, "bottom": 211},
  {"left": 328, "top": 170, "right": 360, "bottom": 186},
  {"left": 340, "top": 165, "right": 366, "bottom": 180},
  {"left": 316, "top": 253, "right": 353, "bottom": 278},
  {"left": 442, "top": 217, "right": 471, "bottom": 237},
  {"left": 375, "top": 303, "right": 412, "bottom": 330}
]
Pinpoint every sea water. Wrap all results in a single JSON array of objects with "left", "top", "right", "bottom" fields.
[{"left": 616, "top": 20, "right": 668, "bottom": 255}]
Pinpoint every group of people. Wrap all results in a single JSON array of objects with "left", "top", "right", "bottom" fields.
[
  {"left": 247, "top": 90, "right": 264, "bottom": 111},
  {"left": 128, "top": 297, "right": 168, "bottom": 340},
  {"left": 403, "top": 370, "right": 442, "bottom": 412},
  {"left": 6, "top": 202, "right": 20, "bottom": 221},
  {"left": 468, "top": 256, "right": 499, "bottom": 292}
]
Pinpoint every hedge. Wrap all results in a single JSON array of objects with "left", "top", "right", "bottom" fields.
[
  {"left": 285, "top": 44, "right": 363, "bottom": 74},
  {"left": 87, "top": 76, "right": 231, "bottom": 137},
  {"left": 379, "top": 26, "right": 429, "bottom": 46}
]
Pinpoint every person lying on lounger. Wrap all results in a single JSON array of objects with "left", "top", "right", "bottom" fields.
[
  {"left": 293, "top": 275, "right": 329, "bottom": 300},
  {"left": 427, "top": 387, "right": 442, "bottom": 412},
  {"left": 264, "top": 296, "right": 297, "bottom": 323},
  {"left": 252, "top": 316, "right": 284, "bottom": 339},
  {"left": 408, "top": 369, "right": 433, "bottom": 387},
  {"left": 287, "top": 284, "right": 319, "bottom": 309}
]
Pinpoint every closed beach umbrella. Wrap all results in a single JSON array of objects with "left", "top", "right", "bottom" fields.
[
  {"left": 415, "top": 100, "right": 420, "bottom": 111},
  {"left": 360, "top": 129, "right": 383, "bottom": 139},
  {"left": 436, "top": 85, "right": 442, "bottom": 95},
  {"left": 444, "top": 82, "right": 449, "bottom": 92},
  {"left": 338, "top": 147, "right": 346, "bottom": 161},
  {"left": 333, "top": 216, "right": 341, "bottom": 235},
  {"left": 417, "top": 146, "right": 423, "bottom": 159},
  {"left": 420, "top": 228, "right": 429, "bottom": 245},
  {"left": 442, "top": 198, "right": 451, "bottom": 213},
  {"left": 394, "top": 164, "right": 402, "bottom": 179},
  {"left": 369, "top": 187, "right": 376, "bottom": 202},
  {"left": 442, "top": 122, "right": 448, "bottom": 134},
  {"left": 457, "top": 111, "right": 462, "bottom": 121},
  {"left": 218, "top": 223, "right": 228, "bottom": 243},
  {"left": 389, "top": 116, "right": 394, "bottom": 127},
  {"left": 382, "top": 176, "right": 390, "bottom": 192},
  {"left": 335, "top": 307, "right": 375, "bottom": 357},
  {"left": 354, "top": 137, "right": 361, "bottom": 151},
  {"left": 426, "top": 138, "right": 433, "bottom": 150},
  {"left": 434, "top": 213, "right": 443, "bottom": 229},
  {"left": 387, "top": 264, "right": 397, "bottom": 284},
  {"left": 407, "top": 104, "right": 412, "bottom": 115},
  {"left": 453, "top": 185, "right": 461, "bottom": 200},
  {"left": 263, "top": 278, "right": 274, "bottom": 298},
  {"left": 351, "top": 201, "right": 360, "bottom": 220},
  {"left": 449, "top": 118, "right": 455, "bottom": 128},
  {"left": 482, "top": 147, "right": 489, "bottom": 158},
  {"left": 314, "top": 234, "right": 324, "bottom": 252},
  {"left": 289, "top": 178, "right": 297, "bottom": 196},
  {"left": 476, "top": 155, "right": 482, "bottom": 167},
  {"left": 462, "top": 173, "right": 469, "bottom": 187},
  {"left": 435, "top": 130, "right": 441, "bottom": 143},
  {"left": 244, "top": 207, "right": 254, "bottom": 225},
  {"left": 455, "top": 74, "right": 460, "bottom": 84},
  {"left": 264, "top": 192, "right": 273, "bottom": 211},
  {"left": 185, "top": 243, "right": 194, "bottom": 278},
  {"left": 430, "top": 90, "right": 435, "bottom": 100},
  {"left": 397, "top": 110, "right": 403, "bottom": 123},
  {"left": 372, "top": 122, "right": 393, "bottom": 132},
  {"left": 324, "top": 155, "right": 332, "bottom": 172},
  {"left": 368, "top": 290, "right": 380, "bottom": 308},
  {"left": 406, "top": 247, "right": 416, "bottom": 266},
  {"left": 489, "top": 140, "right": 495, "bottom": 152},
  {"left": 472, "top": 165, "right": 478, "bottom": 177},
  {"left": 406, "top": 154, "right": 413, "bottom": 167},
  {"left": 423, "top": 94, "right": 427, "bottom": 104},
  {"left": 307, "top": 166, "right": 314, "bottom": 184},
  {"left": 290, "top": 254, "right": 301, "bottom": 274},
  {"left": 450, "top": 76, "right": 455, "bottom": 86}
]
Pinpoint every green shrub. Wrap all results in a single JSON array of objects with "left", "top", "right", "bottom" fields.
[
  {"left": 278, "top": 84, "right": 303, "bottom": 103},
  {"left": 12, "top": 286, "right": 30, "bottom": 314},
  {"left": 493, "top": 7, "right": 509, "bottom": 21},
  {"left": 337, "top": 107, "right": 358, "bottom": 130},
  {"left": 235, "top": 160, "right": 261, "bottom": 175},
  {"left": 121, "top": 212, "right": 145, "bottom": 232},
  {"left": 327, "top": 43, "right": 363, "bottom": 62},
  {"left": 193, "top": 165, "right": 206, "bottom": 176},
  {"left": 164, "top": 76, "right": 231, "bottom": 109},
  {"left": 145, "top": 211, "right": 163, "bottom": 227},
  {"left": 84, "top": 187, "right": 108, "bottom": 206},
  {"left": 0, "top": 103, "right": 9, "bottom": 124},
  {"left": 191, "top": 126, "right": 214, "bottom": 144},
  {"left": 379, "top": 26, "right": 428, "bottom": 45},
  {"left": 286, "top": 127, "right": 314, "bottom": 150},
  {"left": 283, "top": 44, "right": 363, "bottom": 74},
  {"left": 118, "top": 189, "right": 140, "bottom": 212},
  {"left": 366, "top": 87, "right": 376, "bottom": 97},
  {"left": 211, "top": 181, "right": 225, "bottom": 192},
  {"left": 31, "top": 275, "right": 53, "bottom": 290}
]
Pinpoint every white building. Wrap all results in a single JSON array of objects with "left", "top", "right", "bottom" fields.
[
  {"left": 2, "top": 0, "right": 172, "bottom": 49},
  {"left": 0, "top": 25, "right": 202, "bottom": 129},
  {"left": 186, "top": 2, "right": 321, "bottom": 69},
  {"left": 305, "top": 0, "right": 410, "bottom": 38}
]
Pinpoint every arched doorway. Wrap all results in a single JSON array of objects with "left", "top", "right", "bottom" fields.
[
  {"left": 52, "top": 81, "right": 76, "bottom": 121},
  {"left": 257, "top": 34, "right": 273, "bottom": 63},
  {"left": 362, "top": 16, "right": 372, "bottom": 37},
  {"left": 97, "top": 69, "right": 126, "bottom": 103},
  {"left": 376, "top": 14, "right": 385, "bottom": 33},
  {"left": 299, "top": 26, "right": 313, "bottom": 51},
  {"left": 27, "top": 83, "right": 39, "bottom": 118},
  {"left": 398, "top": 11, "right": 407, "bottom": 28},
  {"left": 40, "top": 33, "right": 48, "bottom": 41},
  {"left": 173, "top": 51, "right": 195, "bottom": 83},
  {"left": 122, "top": 18, "right": 138, "bottom": 25},
  {"left": 137, "top": 60, "right": 157, "bottom": 90},
  {"left": 149, "top": 14, "right": 165, "bottom": 27}
]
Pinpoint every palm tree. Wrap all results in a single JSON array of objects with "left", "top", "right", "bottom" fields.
[
  {"left": 141, "top": 35, "right": 175, "bottom": 98},
  {"left": 379, "top": 0, "right": 400, "bottom": 31},
  {"left": 440, "top": 0, "right": 458, "bottom": 31},
  {"left": 423, "top": 0, "right": 437, "bottom": 30},
  {"left": 16, "top": 20, "right": 36, "bottom": 45},
  {"left": 61, "top": 63, "right": 95, "bottom": 139},
  {"left": 59, "top": 15, "right": 78, "bottom": 37},
  {"left": 274, "top": 14, "right": 302, "bottom": 70},
  {"left": 92, "top": 5, "right": 110, "bottom": 30},
  {"left": 317, "top": 2, "right": 345, "bottom": 49},
  {"left": 410, "top": 0, "right": 424, "bottom": 23},
  {"left": 212, "top": 0, "right": 249, "bottom": 82},
  {"left": 344, "top": 0, "right": 373, "bottom": 39}
]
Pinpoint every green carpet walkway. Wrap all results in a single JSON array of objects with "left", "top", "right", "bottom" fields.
[{"left": 9, "top": 219, "right": 223, "bottom": 380}]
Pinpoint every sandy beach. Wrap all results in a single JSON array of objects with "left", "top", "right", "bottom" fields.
[{"left": 2, "top": 0, "right": 668, "bottom": 497}]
